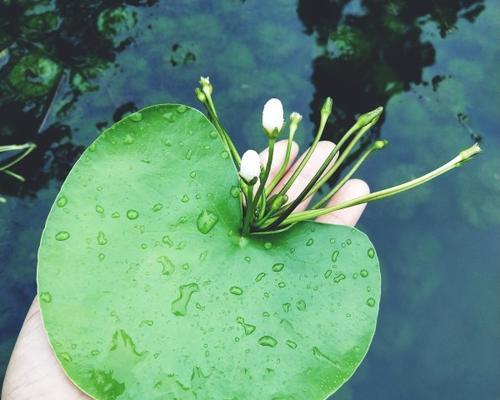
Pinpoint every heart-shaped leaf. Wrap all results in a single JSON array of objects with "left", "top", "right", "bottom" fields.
[{"left": 37, "top": 104, "right": 381, "bottom": 399}]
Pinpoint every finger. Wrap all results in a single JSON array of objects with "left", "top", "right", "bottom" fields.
[
  {"left": 259, "top": 139, "right": 299, "bottom": 184},
  {"left": 272, "top": 141, "right": 338, "bottom": 212},
  {"left": 2, "top": 298, "right": 90, "bottom": 400},
  {"left": 315, "top": 178, "right": 369, "bottom": 226}
]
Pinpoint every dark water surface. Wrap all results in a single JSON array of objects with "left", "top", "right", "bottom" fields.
[{"left": 1, "top": 0, "right": 499, "bottom": 398}]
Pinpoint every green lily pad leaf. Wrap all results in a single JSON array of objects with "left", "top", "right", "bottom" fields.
[{"left": 37, "top": 104, "right": 381, "bottom": 399}]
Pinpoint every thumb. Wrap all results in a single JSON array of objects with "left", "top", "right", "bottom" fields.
[{"left": 1, "top": 297, "right": 89, "bottom": 400}]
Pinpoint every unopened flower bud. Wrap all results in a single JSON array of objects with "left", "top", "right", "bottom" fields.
[
  {"left": 459, "top": 143, "right": 481, "bottom": 161},
  {"left": 290, "top": 112, "right": 302, "bottom": 124},
  {"left": 239, "top": 150, "right": 261, "bottom": 183},
  {"left": 321, "top": 97, "right": 333, "bottom": 117},
  {"left": 199, "top": 76, "right": 213, "bottom": 96},
  {"left": 262, "top": 98, "right": 284, "bottom": 138},
  {"left": 357, "top": 106, "right": 384, "bottom": 128},
  {"left": 289, "top": 112, "right": 302, "bottom": 139},
  {"left": 195, "top": 88, "right": 206, "bottom": 103},
  {"left": 374, "top": 139, "right": 388, "bottom": 150}
]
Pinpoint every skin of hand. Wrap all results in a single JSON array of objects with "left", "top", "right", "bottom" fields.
[{"left": 1, "top": 140, "right": 370, "bottom": 400}]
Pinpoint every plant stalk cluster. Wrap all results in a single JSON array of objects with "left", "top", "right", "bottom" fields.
[{"left": 195, "top": 78, "right": 481, "bottom": 235}]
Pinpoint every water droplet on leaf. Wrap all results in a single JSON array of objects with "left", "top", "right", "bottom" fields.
[
  {"left": 171, "top": 283, "right": 199, "bottom": 316},
  {"left": 126, "top": 210, "right": 139, "bottom": 220},
  {"left": 163, "top": 112, "right": 174, "bottom": 122},
  {"left": 296, "top": 300, "right": 306, "bottom": 311},
  {"left": 230, "top": 186, "right": 240, "bottom": 198},
  {"left": 124, "top": 134, "right": 134, "bottom": 144},
  {"left": 312, "top": 346, "right": 340, "bottom": 367},
  {"left": 162, "top": 235, "right": 173, "bottom": 247},
  {"left": 236, "top": 317, "right": 256, "bottom": 336},
  {"left": 40, "top": 292, "right": 52, "bottom": 303},
  {"left": 56, "top": 196, "right": 67, "bottom": 207},
  {"left": 255, "top": 272, "right": 266, "bottom": 282},
  {"left": 229, "top": 286, "right": 243, "bottom": 295},
  {"left": 60, "top": 352, "right": 73, "bottom": 362},
  {"left": 272, "top": 263, "right": 285, "bottom": 272},
  {"left": 97, "top": 231, "right": 108, "bottom": 245},
  {"left": 55, "top": 231, "right": 70, "bottom": 241},
  {"left": 129, "top": 112, "right": 143, "bottom": 122},
  {"left": 258, "top": 336, "right": 277, "bottom": 348},
  {"left": 157, "top": 256, "right": 175, "bottom": 276},
  {"left": 367, "top": 248, "right": 375, "bottom": 258},
  {"left": 197, "top": 210, "right": 219, "bottom": 234}
]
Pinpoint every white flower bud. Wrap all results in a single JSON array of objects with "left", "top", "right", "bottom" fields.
[
  {"left": 290, "top": 112, "right": 302, "bottom": 124},
  {"left": 239, "top": 150, "right": 261, "bottom": 183},
  {"left": 199, "top": 76, "right": 212, "bottom": 95},
  {"left": 199, "top": 76, "right": 210, "bottom": 86},
  {"left": 262, "top": 98, "right": 284, "bottom": 138}
]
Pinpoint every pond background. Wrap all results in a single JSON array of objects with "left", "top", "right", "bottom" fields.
[{"left": 1, "top": 0, "right": 499, "bottom": 398}]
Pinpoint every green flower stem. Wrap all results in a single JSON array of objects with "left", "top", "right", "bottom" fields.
[
  {"left": 265, "top": 122, "right": 298, "bottom": 196},
  {"left": 204, "top": 101, "right": 241, "bottom": 166},
  {"left": 313, "top": 140, "right": 388, "bottom": 209},
  {"left": 254, "top": 138, "right": 276, "bottom": 210},
  {"left": 267, "top": 143, "right": 481, "bottom": 227},
  {"left": 303, "top": 107, "right": 383, "bottom": 202},
  {"left": 0, "top": 142, "right": 36, "bottom": 172},
  {"left": 241, "top": 182, "right": 255, "bottom": 236},
  {"left": 256, "top": 194, "right": 288, "bottom": 227},
  {"left": 272, "top": 98, "right": 332, "bottom": 205},
  {"left": 258, "top": 188, "right": 267, "bottom": 220},
  {"left": 266, "top": 107, "right": 381, "bottom": 230},
  {"left": 198, "top": 89, "right": 241, "bottom": 167}
]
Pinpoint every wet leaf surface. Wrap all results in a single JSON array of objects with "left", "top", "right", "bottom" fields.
[{"left": 38, "top": 105, "right": 380, "bottom": 399}]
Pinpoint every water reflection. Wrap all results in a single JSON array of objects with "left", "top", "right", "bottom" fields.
[
  {"left": 0, "top": 1, "right": 498, "bottom": 397},
  {"left": 298, "top": 0, "right": 485, "bottom": 143},
  {"left": 0, "top": 0, "right": 159, "bottom": 198}
]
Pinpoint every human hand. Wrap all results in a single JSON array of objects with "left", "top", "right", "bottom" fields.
[{"left": 1, "top": 140, "right": 369, "bottom": 400}]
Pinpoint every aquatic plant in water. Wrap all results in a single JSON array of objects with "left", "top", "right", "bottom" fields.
[
  {"left": 37, "top": 77, "right": 479, "bottom": 399},
  {"left": 0, "top": 143, "right": 36, "bottom": 203}
]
